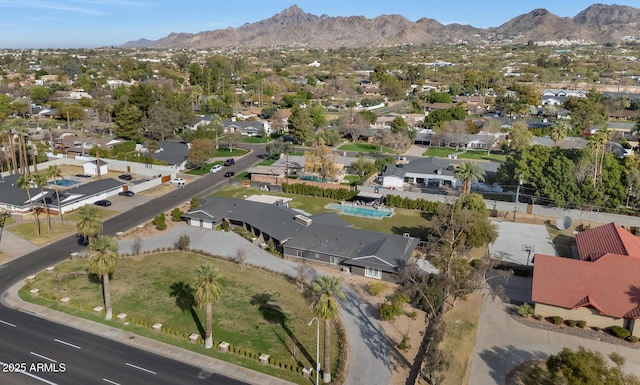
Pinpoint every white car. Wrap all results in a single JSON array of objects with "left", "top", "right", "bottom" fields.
[
  {"left": 170, "top": 178, "right": 185, "bottom": 184},
  {"left": 210, "top": 164, "right": 223, "bottom": 173}
]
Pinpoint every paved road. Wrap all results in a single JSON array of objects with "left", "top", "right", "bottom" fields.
[{"left": 0, "top": 146, "right": 286, "bottom": 385}]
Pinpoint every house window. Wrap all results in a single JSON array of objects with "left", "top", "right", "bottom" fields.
[
  {"left": 329, "top": 256, "right": 340, "bottom": 265},
  {"left": 364, "top": 267, "right": 382, "bottom": 280},
  {"left": 296, "top": 250, "right": 307, "bottom": 258}
]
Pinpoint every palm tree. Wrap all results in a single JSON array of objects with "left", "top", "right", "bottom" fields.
[
  {"left": 454, "top": 162, "right": 486, "bottom": 195},
  {"left": 549, "top": 121, "right": 568, "bottom": 146},
  {"left": 76, "top": 205, "right": 102, "bottom": 246},
  {"left": 311, "top": 275, "right": 345, "bottom": 383},
  {"left": 193, "top": 262, "right": 223, "bottom": 349},
  {"left": 588, "top": 127, "right": 609, "bottom": 188},
  {"left": 47, "top": 165, "right": 64, "bottom": 223},
  {"left": 32, "top": 172, "right": 52, "bottom": 233},
  {"left": 16, "top": 173, "right": 41, "bottom": 237},
  {"left": 89, "top": 235, "right": 119, "bottom": 320}
]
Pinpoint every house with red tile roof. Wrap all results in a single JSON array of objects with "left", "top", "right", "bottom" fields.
[{"left": 532, "top": 223, "right": 640, "bottom": 337}]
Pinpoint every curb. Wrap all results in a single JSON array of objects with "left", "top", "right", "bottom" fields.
[{"left": 2, "top": 279, "right": 296, "bottom": 385}]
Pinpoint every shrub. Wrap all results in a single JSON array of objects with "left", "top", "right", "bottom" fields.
[
  {"left": 576, "top": 320, "right": 587, "bottom": 328},
  {"left": 517, "top": 303, "right": 535, "bottom": 318},
  {"left": 379, "top": 302, "right": 402, "bottom": 321},
  {"left": 565, "top": 320, "right": 577, "bottom": 327},
  {"left": 153, "top": 213, "right": 166, "bottom": 230},
  {"left": 171, "top": 207, "right": 183, "bottom": 222},
  {"left": 592, "top": 326, "right": 601, "bottom": 332},
  {"left": 549, "top": 316, "right": 563, "bottom": 325},
  {"left": 533, "top": 314, "right": 544, "bottom": 321},
  {"left": 407, "top": 311, "right": 418, "bottom": 320},
  {"left": 399, "top": 335, "right": 411, "bottom": 351},
  {"left": 221, "top": 221, "right": 230, "bottom": 232},
  {"left": 610, "top": 325, "right": 631, "bottom": 340},
  {"left": 368, "top": 282, "right": 387, "bottom": 296},
  {"left": 628, "top": 335, "right": 639, "bottom": 343}
]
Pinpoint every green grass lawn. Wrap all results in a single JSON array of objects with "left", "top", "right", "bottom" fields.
[
  {"left": 242, "top": 136, "right": 272, "bottom": 144},
  {"left": 8, "top": 209, "right": 118, "bottom": 245},
  {"left": 337, "top": 143, "right": 394, "bottom": 153},
  {"left": 422, "top": 148, "right": 462, "bottom": 157},
  {"left": 457, "top": 150, "right": 506, "bottom": 163},
  {"left": 22, "top": 251, "right": 338, "bottom": 384},
  {"left": 186, "top": 161, "right": 224, "bottom": 176},
  {"left": 258, "top": 156, "right": 278, "bottom": 166},
  {"left": 214, "top": 186, "right": 428, "bottom": 236}
]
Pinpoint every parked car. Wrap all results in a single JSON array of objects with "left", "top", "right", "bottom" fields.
[
  {"left": 223, "top": 158, "right": 235, "bottom": 166},
  {"left": 118, "top": 174, "right": 133, "bottom": 180},
  {"left": 94, "top": 199, "right": 111, "bottom": 207},
  {"left": 210, "top": 164, "right": 223, "bottom": 173},
  {"left": 170, "top": 178, "right": 185, "bottom": 184},
  {"left": 119, "top": 190, "right": 135, "bottom": 197},
  {"left": 224, "top": 171, "right": 235, "bottom": 177}
]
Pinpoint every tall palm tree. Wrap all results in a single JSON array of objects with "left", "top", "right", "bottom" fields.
[
  {"left": 311, "top": 275, "right": 345, "bottom": 383},
  {"left": 32, "top": 172, "right": 52, "bottom": 233},
  {"left": 76, "top": 205, "right": 102, "bottom": 246},
  {"left": 549, "top": 121, "right": 568, "bottom": 146},
  {"left": 89, "top": 235, "right": 119, "bottom": 320},
  {"left": 193, "top": 262, "right": 223, "bottom": 349},
  {"left": 47, "top": 165, "right": 64, "bottom": 223},
  {"left": 588, "top": 127, "right": 609, "bottom": 188},
  {"left": 16, "top": 173, "right": 41, "bottom": 237},
  {"left": 454, "top": 162, "right": 486, "bottom": 195}
]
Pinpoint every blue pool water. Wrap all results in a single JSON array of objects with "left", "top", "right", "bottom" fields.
[
  {"left": 326, "top": 203, "right": 392, "bottom": 218},
  {"left": 48, "top": 179, "right": 80, "bottom": 187}
]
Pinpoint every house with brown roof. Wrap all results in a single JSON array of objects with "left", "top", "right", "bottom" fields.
[{"left": 532, "top": 223, "right": 640, "bottom": 336}]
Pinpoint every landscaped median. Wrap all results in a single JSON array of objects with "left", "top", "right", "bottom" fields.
[{"left": 19, "top": 251, "right": 344, "bottom": 384}]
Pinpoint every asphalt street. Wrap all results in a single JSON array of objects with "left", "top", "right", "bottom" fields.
[{"left": 0, "top": 146, "right": 270, "bottom": 385}]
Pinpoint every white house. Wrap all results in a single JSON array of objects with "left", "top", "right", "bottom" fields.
[{"left": 83, "top": 160, "right": 108, "bottom": 176}]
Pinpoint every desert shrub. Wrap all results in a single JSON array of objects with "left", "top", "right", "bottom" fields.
[
  {"left": 379, "top": 292, "right": 409, "bottom": 321},
  {"left": 549, "top": 316, "right": 563, "bottom": 325},
  {"left": 399, "top": 335, "right": 411, "bottom": 351},
  {"left": 368, "top": 282, "right": 387, "bottom": 296},
  {"left": 628, "top": 335, "right": 639, "bottom": 343},
  {"left": 153, "top": 213, "right": 166, "bottom": 230},
  {"left": 171, "top": 207, "right": 183, "bottom": 222},
  {"left": 533, "top": 314, "right": 544, "bottom": 321},
  {"left": 469, "top": 258, "right": 483, "bottom": 268},
  {"left": 407, "top": 311, "right": 418, "bottom": 320},
  {"left": 565, "top": 320, "right": 577, "bottom": 327},
  {"left": 576, "top": 320, "right": 587, "bottom": 328},
  {"left": 610, "top": 325, "right": 631, "bottom": 340},
  {"left": 517, "top": 302, "right": 535, "bottom": 318},
  {"left": 221, "top": 221, "right": 230, "bottom": 232},
  {"left": 592, "top": 326, "right": 601, "bottom": 332}
]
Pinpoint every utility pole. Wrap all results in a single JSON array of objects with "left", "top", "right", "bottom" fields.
[{"left": 513, "top": 175, "right": 523, "bottom": 222}]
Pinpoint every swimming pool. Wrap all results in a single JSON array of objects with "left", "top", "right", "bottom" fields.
[
  {"left": 48, "top": 179, "right": 80, "bottom": 187},
  {"left": 300, "top": 175, "right": 332, "bottom": 182},
  {"left": 326, "top": 203, "right": 393, "bottom": 218}
]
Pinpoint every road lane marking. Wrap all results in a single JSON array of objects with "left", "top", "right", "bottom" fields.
[
  {"left": 103, "top": 379, "right": 122, "bottom": 385},
  {"left": 31, "top": 352, "right": 57, "bottom": 363},
  {"left": 125, "top": 362, "right": 156, "bottom": 375},
  {"left": 0, "top": 360, "right": 58, "bottom": 384},
  {"left": 54, "top": 338, "right": 81, "bottom": 349},
  {"left": 0, "top": 319, "right": 16, "bottom": 327}
]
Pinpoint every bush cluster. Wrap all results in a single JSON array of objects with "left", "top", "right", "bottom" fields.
[
  {"left": 281, "top": 183, "right": 358, "bottom": 200},
  {"left": 564, "top": 320, "right": 577, "bottom": 327},
  {"left": 367, "top": 282, "right": 387, "bottom": 296},
  {"left": 549, "top": 316, "right": 564, "bottom": 325},
  {"left": 576, "top": 320, "right": 587, "bottom": 328},
  {"left": 379, "top": 293, "right": 410, "bottom": 321},
  {"left": 383, "top": 195, "right": 440, "bottom": 211},
  {"left": 153, "top": 213, "right": 167, "bottom": 230},
  {"left": 610, "top": 325, "right": 631, "bottom": 340},
  {"left": 517, "top": 303, "right": 534, "bottom": 318}
]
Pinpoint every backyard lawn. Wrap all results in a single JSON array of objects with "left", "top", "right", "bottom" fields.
[
  {"left": 457, "top": 150, "right": 506, "bottom": 163},
  {"left": 185, "top": 161, "right": 224, "bottom": 176},
  {"left": 213, "top": 186, "right": 429, "bottom": 236},
  {"left": 22, "top": 251, "right": 338, "bottom": 384}
]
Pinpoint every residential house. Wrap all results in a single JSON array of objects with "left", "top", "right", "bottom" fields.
[
  {"left": 83, "top": 160, "right": 108, "bottom": 176},
  {"left": 532, "top": 223, "right": 640, "bottom": 336},
  {"left": 182, "top": 197, "right": 419, "bottom": 281},
  {"left": 541, "top": 89, "right": 587, "bottom": 105},
  {"left": 221, "top": 118, "right": 269, "bottom": 137},
  {"left": 0, "top": 173, "right": 55, "bottom": 214}
]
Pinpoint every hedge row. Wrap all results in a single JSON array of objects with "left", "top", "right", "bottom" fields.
[
  {"left": 383, "top": 195, "right": 440, "bottom": 211},
  {"left": 281, "top": 183, "right": 358, "bottom": 200}
]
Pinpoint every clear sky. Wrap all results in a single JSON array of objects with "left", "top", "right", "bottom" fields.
[{"left": 1, "top": 1, "right": 638, "bottom": 49}]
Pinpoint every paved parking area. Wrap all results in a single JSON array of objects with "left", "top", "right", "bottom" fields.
[{"left": 489, "top": 221, "right": 557, "bottom": 266}]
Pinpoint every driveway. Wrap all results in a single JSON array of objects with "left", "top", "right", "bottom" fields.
[
  {"left": 470, "top": 279, "right": 640, "bottom": 385},
  {"left": 118, "top": 225, "right": 391, "bottom": 385}
]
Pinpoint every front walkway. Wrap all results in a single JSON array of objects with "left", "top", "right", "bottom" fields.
[{"left": 118, "top": 224, "right": 392, "bottom": 385}]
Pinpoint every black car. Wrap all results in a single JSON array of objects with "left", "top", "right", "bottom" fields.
[
  {"left": 94, "top": 199, "right": 111, "bottom": 207},
  {"left": 119, "top": 190, "right": 135, "bottom": 197},
  {"left": 223, "top": 158, "right": 235, "bottom": 166},
  {"left": 118, "top": 174, "right": 133, "bottom": 180},
  {"left": 224, "top": 171, "right": 235, "bottom": 177}
]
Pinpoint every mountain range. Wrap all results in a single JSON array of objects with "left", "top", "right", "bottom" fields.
[{"left": 122, "top": 4, "right": 640, "bottom": 49}]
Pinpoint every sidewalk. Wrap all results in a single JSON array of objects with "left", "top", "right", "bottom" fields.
[{"left": 2, "top": 279, "right": 295, "bottom": 385}]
